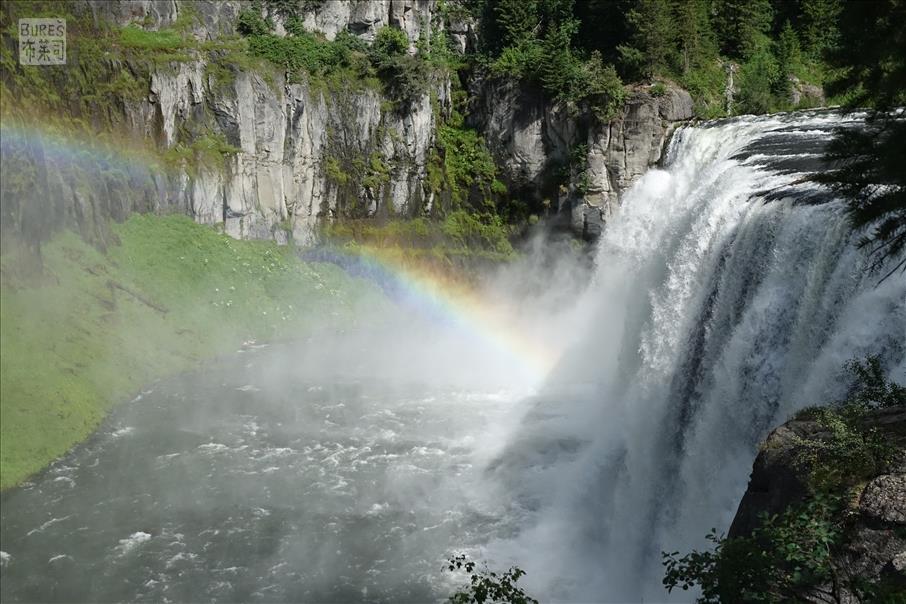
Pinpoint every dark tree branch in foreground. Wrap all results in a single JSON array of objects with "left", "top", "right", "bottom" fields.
[{"left": 817, "top": 0, "right": 906, "bottom": 281}]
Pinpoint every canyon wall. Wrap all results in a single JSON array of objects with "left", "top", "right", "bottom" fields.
[{"left": 1, "top": 0, "right": 691, "bottom": 249}]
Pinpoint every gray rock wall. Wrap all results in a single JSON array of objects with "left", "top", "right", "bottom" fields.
[
  {"left": 3, "top": 0, "right": 688, "bottom": 247},
  {"left": 573, "top": 86, "right": 692, "bottom": 238},
  {"left": 470, "top": 80, "right": 692, "bottom": 239},
  {"left": 142, "top": 61, "right": 444, "bottom": 244}
]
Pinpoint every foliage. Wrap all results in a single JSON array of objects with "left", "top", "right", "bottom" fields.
[
  {"left": 322, "top": 213, "right": 516, "bottom": 264},
  {"left": 618, "top": 0, "right": 675, "bottom": 80},
  {"left": 372, "top": 25, "right": 410, "bottom": 59},
  {"left": 322, "top": 147, "right": 393, "bottom": 216},
  {"left": 118, "top": 24, "right": 184, "bottom": 50},
  {"left": 800, "top": 0, "right": 843, "bottom": 60},
  {"left": 713, "top": 0, "right": 774, "bottom": 60},
  {"left": 236, "top": 8, "right": 270, "bottom": 37},
  {"left": 429, "top": 116, "right": 503, "bottom": 212},
  {"left": 482, "top": 0, "right": 626, "bottom": 117},
  {"left": 662, "top": 357, "right": 905, "bottom": 602},
  {"left": 447, "top": 555, "right": 538, "bottom": 604},
  {"left": 663, "top": 495, "right": 842, "bottom": 603},
  {"left": 246, "top": 31, "right": 360, "bottom": 79},
  {"left": 238, "top": 16, "right": 435, "bottom": 107},
  {"left": 161, "top": 133, "right": 241, "bottom": 177},
  {"left": 737, "top": 41, "right": 781, "bottom": 114},
  {"left": 441, "top": 210, "right": 514, "bottom": 256},
  {"left": 816, "top": 0, "right": 906, "bottom": 281},
  {"left": 774, "top": 21, "right": 801, "bottom": 97},
  {"left": 843, "top": 355, "right": 906, "bottom": 410},
  {"left": 792, "top": 357, "right": 904, "bottom": 491},
  {"left": 474, "top": 0, "right": 848, "bottom": 119}
]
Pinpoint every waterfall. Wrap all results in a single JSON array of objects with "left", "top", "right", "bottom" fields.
[{"left": 493, "top": 111, "right": 906, "bottom": 602}]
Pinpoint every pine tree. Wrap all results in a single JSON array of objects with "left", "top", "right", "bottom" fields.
[
  {"left": 494, "top": 0, "right": 541, "bottom": 46},
  {"left": 714, "top": 0, "right": 774, "bottom": 59},
  {"left": 819, "top": 0, "right": 906, "bottom": 280},
  {"left": 619, "top": 0, "right": 677, "bottom": 80},
  {"left": 774, "top": 20, "right": 801, "bottom": 95},
  {"left": 673, "top": 0, "right": 718, "bottom": 74},
  {"left": 800, "top": 0, "right": 842, "bottom": 59}
]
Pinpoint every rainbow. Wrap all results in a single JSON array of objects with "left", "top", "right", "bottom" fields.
[
  {"left": 2, "top": 120, "right": 561, "bottom": 378},
  {"left": 0, "top": 120, "right": 170, "bottom": 177},
  {"left": 304, "top": 246, "right": 562, "bottom": 378}
]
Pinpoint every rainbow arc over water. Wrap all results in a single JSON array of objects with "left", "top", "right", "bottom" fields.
[
  {"left": 305, "top": 246, "right": 561, "bottom": 377},
  {"left": 2, "top": 120, "right": 561, "bottom": 377}
]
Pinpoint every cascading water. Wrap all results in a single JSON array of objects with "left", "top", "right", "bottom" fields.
[{"left": 491, "top": 110, "right": 906, "bottom": 602}]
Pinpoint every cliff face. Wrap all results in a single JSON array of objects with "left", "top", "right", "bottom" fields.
[
  {"left": 1, "top": 0, "right": 690, "bottom": 248},
  {"left": 729, "top": 406, "right": 906, "bottom": 601},
  {"left": 146, "top": 62, "right": 444, "bottom": 244},
  {"left": 469, "top": 79, "right": 692, "bottom": 239}
]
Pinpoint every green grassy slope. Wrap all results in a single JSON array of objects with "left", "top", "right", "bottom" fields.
[{"left": 0, "top": 215, "right": 390, "bottom": 489}]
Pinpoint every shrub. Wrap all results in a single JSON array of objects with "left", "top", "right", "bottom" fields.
[
  {"left": 246, "top": 32, "right": 352, "bottom": 79},
  {"left": 430, "top": 122, "right": 501, "bottom": 210},
  {"left": 236, "top": 8, "right": 270, "bottom": 36},
  {"left": 663, "top": 494, "right": 841, "bottom": 603},
  {"left": 441, "top": 210, "right": 514, "bottom": 256},
  {"left": 447, "top": 555, "right": 538, "bottom": 604},
  {"left": 372, "top": 26, "right": 409, "bottom": 60}
]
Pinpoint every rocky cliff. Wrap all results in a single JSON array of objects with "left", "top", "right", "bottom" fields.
[
  {"left": 1, "top": 0, "right": 691, "bottom": 249},
  {"left": 469, "top": 79, "right": 692, "bottom": 238},
  {"left": 729, "top": 406, "right": 906, "bottom": 601}
]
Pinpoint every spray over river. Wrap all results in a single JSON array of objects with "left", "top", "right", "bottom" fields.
[{"left": 1, "top": 111, "right": 904, "bottom": 602}]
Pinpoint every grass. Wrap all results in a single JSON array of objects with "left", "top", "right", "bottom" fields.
[
  {"left": 0, "top": 215, "right": 391, "bottom": 489},
  {"left": 118, "top": 25, "right": 185, "bottom": 50},
  {"left": 325, "top": 213, "right": 517, "bottom": 263}
]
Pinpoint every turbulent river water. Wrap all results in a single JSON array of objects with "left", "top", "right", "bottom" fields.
[{"left": 1, "top": 110, "right": 905, "bottom": 603}]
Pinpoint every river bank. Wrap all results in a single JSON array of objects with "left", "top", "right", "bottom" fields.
[{"left": 0, "top": 214, "right": 393, "bottom": 489}]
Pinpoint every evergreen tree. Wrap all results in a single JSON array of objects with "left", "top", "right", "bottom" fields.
[
  {"left": 819, "top": 0, "right": 906, "bottom": 280},
  {"left": 575, "top": 0, "right": 635, "bottom": 63},
  {"left": 673, "top": 0, "right": 718, "bottom": 75},
  {"left": 774, "top": 20, "right": 801, "bottom": 96},
  {"left": 714, "top": 0, "right": 774, "bottom": 59},
  {"left": 494, "top": 0, "right": 541, "bottom": 46},
  {"left": 540, "top": 18, "right": 584, "bottom": 99},
  {"left": 800, "top": 0, "right": 842, "bottom": 59},
  {"left": 618, "top": 0, "right": 677, "bottom": 80}
]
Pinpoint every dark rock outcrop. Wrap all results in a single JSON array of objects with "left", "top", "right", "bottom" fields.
[{"left": 729, "top": 406, "right": 906, "bottom": 601}]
